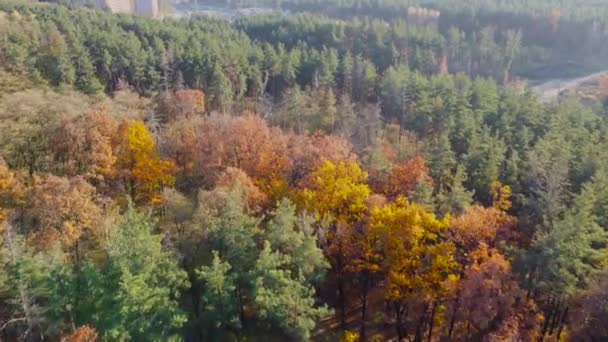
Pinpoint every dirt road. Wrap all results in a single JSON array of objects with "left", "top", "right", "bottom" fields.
[{"left": 530, "top": 70, "right": 608, "bottom": 100}]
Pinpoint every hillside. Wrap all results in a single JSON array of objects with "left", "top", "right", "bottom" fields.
[{"left": 1, "top": 1, "right": 608, "bottom": 341}]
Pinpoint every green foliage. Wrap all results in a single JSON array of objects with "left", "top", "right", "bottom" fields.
[
  {"left": 436, "top": 164, "right": 473, "bottom": 216},
  {"left": 265, "top": 199, "right": 329, "bottom": 283},
  {"left": 254, "top": 241, "right": 331, "bottom": 341},
  {"left": 45, "top": 205, "right": 189, "bottom": 341},
  {"left": 195, "top": 185, "right": 260, "bottom": 277},
  {"left": 2, "top": 0, "right": 608, "bottom": 340},
  {"left": 0, "top": 232, "right": 49, "bottom": 339},
  {"left": 197, "top": 251, "right": 240, "bottom": 331},
  {"left": 208, "top": 63, "right": 234, "bottom": 113},
  {"left": 105, "top": 206, "right": 188, "bottom": 340},
  {"left": 529, "top": 181, "right": 608, "bottom": 298},
  {"left": 464, "top": 126, "right": 507, "bottom": 203},
  {"left": 192, "top": 188, "right": 328, "bottom": 340}
]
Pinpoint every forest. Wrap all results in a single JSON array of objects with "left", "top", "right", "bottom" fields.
[{"left": 1, "top": 0, "right": 608, "bottom": 341}]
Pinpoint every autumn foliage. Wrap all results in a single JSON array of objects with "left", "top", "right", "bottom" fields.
[
  {"left": 446, "top": 245, "right": 541, "bottom": 341},
  {"left": 158, "top": 89, "right": 206, "bottom": 121},
  {"left": 61, "top": 326, "right": 99, "bottom": 342},
  {"left": 385, "top": 155, "right": 430, "bottom": 198},
  {"left": 26, "top": 175, "right": 103, "bottom": 252},
  {"left": 116, "top": 120, "right": 176, "bottom": 205},
  {"left": 369, "top": 197, "right": 456, "bottom": 340},
  {"left": 4, "top": 0, "right": 608, "bottom": 339},
  {"left": 300, "top": 160, "right": 370, "bottom": 222},
  {"left": 51, "top": 109, "right": 118, "bottom": 180}
]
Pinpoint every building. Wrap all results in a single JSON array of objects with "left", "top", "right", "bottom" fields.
[
  {"left": 99, "top": 0, "right": 161, "bottom": 18},
  {"left": 99, "top": 0, "right": 134, "bottom": 14}
]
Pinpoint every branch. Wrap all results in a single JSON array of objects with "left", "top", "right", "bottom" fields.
[{"left": 0, "top": 317, "right": 26, "bottom": 331}]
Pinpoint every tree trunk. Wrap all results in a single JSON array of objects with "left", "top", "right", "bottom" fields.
[
  {"left": 556, "top": 306, "right": 568, "bottom": 341},
  {"left": 503, "top": 63, "right": 511, "bottom": 84},
  {"left": 427, "top": 302, "right": 437, "bottom": 342},
  {"left": 394, "top": 302, "right": 408, "bottom": 341},
  {"left": 540, "top": 297, "right": 555, "bottom": 339},
  {"left": 526, "top": 266, "right": 537, "bottom": 300},
  {"left": 448, "top": 294, "right": 460, "bottom": 338},
  {"left": 548, "top": 299, "right": 562, "bottom": 336},
  {"left": 360, "top": 273, "right": 369, "bottom": 340},
  {"left": 72, "top": 241, "right": 82, "bottom": 330},
  {"left": 236, "top": 283, "right": 246, "bottom": 327},
  {"left": 338, "top": 278, "right": 346, "bottom": 328},
  {"left": 447, "top": 267, "right": 467, "bottom": 340},
  {"left": 414, "top": 304, "right": 429, "bottom": 342}
]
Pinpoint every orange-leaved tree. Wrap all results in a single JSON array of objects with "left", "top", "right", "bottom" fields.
[
  {"left": 448, "top": 205, "right": 517, "bottom": 261},
  {"left": 25, "top": 175, "right": 104, "bottom": 258},
  {"left": 444, "top": 181, "right": 529, "bottom": 340},
  {"left": 61, "top": 325, "right": 99, "bottom": 342},
  {"left": 51, "top": 109, "right": 118, "bottom": 181},
  {"left": 446, "top": 244, "right": 541, "bottom": 341},
  {"left": 385, "top": 155, "right": 431, "bottom": 199},
  {"left": 162, "top": 114, "right": 291, "bottom": 198},
  {"left": 158, "top": 89, "right": 205, "bottom": 122}
]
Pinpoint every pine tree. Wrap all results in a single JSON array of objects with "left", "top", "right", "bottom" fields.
[
  {"left": 427, "top": 132, "right": 457, "bottom": 189},
  {"left": 410, "top": 178, "right": 436, "bottom": 212},
  {"left": 448, "top": 89, "right": 475, "bottom": 157},
  {"left": 197, "top": 251, "right": 240, "bottom": 332},
  {"left": 531, "top": 183, "right": 608, "bottom": 295},
  {"left": 525, "top": 182, "right": 608, "bottom": 338},
  {"left": 464, "top": 126, "right": 506, "bottom": 204},
  {"left": 209, "top": 63, "right": 233, "bottom": 113},
  {"left": 317, "top": 87, "right": 338, "bottom": 132},
  {"left": 436, "top": 164, "right": 474, "bottom": 216},
  {"left": 103, "top": 205, "right": 189, "bottom": 340},
  {"left": 194, "top": 185, "right": 260, "bottom": 327},
  {"left": 318, "top": 48, "right": 339, "bottom": 87},
  {"left": 276, "top": 86, "right": 309, "bottom": 133},
  {"left": 253, "top": 241, "right": 331, "bottom": 341},
  {"left": 339, "top": 52, "right": 354, "bottom": 97},
  {"left": 37, "top": 22, "right": 75, "bottom": 87},
  {"left": 265, "top": 199, "right": 328, "bottom": 283},
  {"left": 72, "top": 43, "right": 103, "bottom": 95}
]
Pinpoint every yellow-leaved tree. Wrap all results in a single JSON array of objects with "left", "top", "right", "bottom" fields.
[
  {"left": 298, "top": 159, "right": 371, "bottom": 327},
  {"left": 116, "top": 120, "right": 176, "bottom": 205},
  {"left": 300, "top": 159, "right": 370, "bottom": 222},
  {"left": 0, "top": 158, "right": 21, "bottom": 227},
  {"left": 369, "top": 197, "right": 457, "bottom": 341}
]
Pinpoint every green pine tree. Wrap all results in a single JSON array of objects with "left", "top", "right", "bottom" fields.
[{"left": 254, "top": 241, "right": 331, "bottom": 341}]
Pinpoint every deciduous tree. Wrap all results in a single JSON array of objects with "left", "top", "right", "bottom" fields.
[
  {"left": 446, "top": 245, "right": 540, "bottom": 341},
  {"left": 298, "top": 159, "right": 370, "bottom": 326},
  {"left": 116, "top": 120, "right": 176, "bottom": 205},
  {"left": 369, "top": 197, "right": 456, "bottom": 341},
  {"left": 25, "top": 175, "right": 103, "bottom": 255},
  {"left": 157, "top": 89, "right": 205, "bottom": 122}
]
